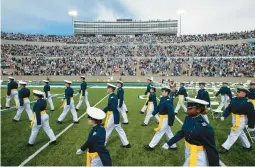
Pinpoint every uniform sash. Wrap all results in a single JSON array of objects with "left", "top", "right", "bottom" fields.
[
  {"left": 231, "top": 113, "right": 246, "bottom": 131},
  {"left": 185, "top": 141, "right": 204, "bottom": 166},
  {"left": 104, "top": 111, "right": 113, "bottom": 128},
  {"left": 154, "top": 115, "right": 168, "bottom": 132},
  {"left": 178, "top": 95, "right": 184, "bottom": 104},
  {"left": 30, "top": 110, "right": 46, "bottom": 128},
  {"left": 86, "top": 151, "right": 99, "bottom": 167},
  {"left": 146, "top": 102, "right": 153, "bottom": 112}
]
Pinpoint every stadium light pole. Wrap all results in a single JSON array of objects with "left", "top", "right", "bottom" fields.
[
  {"left": 68, "top": 10, "right": 78, "bottom": 36},
  {"left": 176, "top": 10, "right": 185, "bottom": 36}
]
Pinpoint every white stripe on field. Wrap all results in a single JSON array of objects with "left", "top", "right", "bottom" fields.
[
  {"left": 19, "top": 94, "right": 108, "bottom": 167},
  {"left": 156, "top": 97, "right": 226, "bottom": 166}
]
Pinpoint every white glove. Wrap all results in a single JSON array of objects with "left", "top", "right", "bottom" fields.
[
  {"left": 76, "top": 149, "right": 83, "bottom": 155},
  {"left": 221, "top": 117, "right": 225, "bottom": 121},
  {"left": 248, "top": 128, "right": 255, "bottom": 132},
  {"left": 208, "top": 107, "right": 211, "bottom": 111},
  {"left": 162, "top": 143, "right": 169, "bottom": 150}
]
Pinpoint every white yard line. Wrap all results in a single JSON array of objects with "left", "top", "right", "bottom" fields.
[{"left": 19, "top": 94, "right": 108, "bottom": 167}]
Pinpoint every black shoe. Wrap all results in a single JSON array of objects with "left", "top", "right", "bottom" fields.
[
  {"left": 73, "top": 121, "right": 79, "bottom": 124},
  {"left": 168, "top": 147, "right": 178, "bottom": 150},
  {"left": 50, "top": 109, "right": 55, "bottom": 111},
  {"left": 141, "top": 123, "right": 147, "bottom": 126},
  {"left": 49, "top": 140, "right": 57, "bottom": 145},
  {"left": 13, "top": 119, "right": 19, "bottom": 123},
  {"left": 140, "top": 111, "right": 144, "bottom": 114},
  {"left": 6, "top": 107, "right": 10, "bottom": 109},
  {"left": 121, "top": 144, "right": 131, "bottom": 148},
  {"left": 126, "top": 111, "right": 128, "bottom": 113},
  {"left": 56, "top": 120, "right": 62, "bottom": 124},
  {"left": 175, "top": 112, "right": 178, "bottom": 115},
  {"left": 26, "top": 143, "right": 34, "bottom": 147},
  {"left": 76, "top": 108, "right": 79, "bottom": 111},
  {"left": 243, "top": 146, "right": 252, "bottom": 151},
  {"left": 144, "top": 144, "right": 154, "bottom": 151},
  {"left": 122, "top": 122, "right": 129, "bottom": 125},
  {"left": 218, "top": 147, "right": 228, "bottom": 153}
]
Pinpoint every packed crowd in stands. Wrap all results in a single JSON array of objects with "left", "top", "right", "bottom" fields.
[
  {"left": 2, "top": 43, "right": 254, "bottom": 57},
  {"left": 1, "top": 30, "right": 255, "bottom": 43}
]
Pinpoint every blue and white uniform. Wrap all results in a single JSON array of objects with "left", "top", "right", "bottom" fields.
[{"left": 6, "top": 77, "right": 19, "bottom": 108}]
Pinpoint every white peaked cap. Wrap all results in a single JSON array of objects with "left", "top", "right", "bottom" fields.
[
  {"left": 87, "top": 107, "right": 106, "bottom": 120},
  {"left": 186, "top": 97, "right": 209, "bottom": 105},
  {"left": 33, "top": 90, "right": 44, "bottom": 96}
]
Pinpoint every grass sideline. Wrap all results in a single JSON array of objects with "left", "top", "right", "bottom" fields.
[{"left": 1, "top": 87, "right": 255, "bottom": 166}]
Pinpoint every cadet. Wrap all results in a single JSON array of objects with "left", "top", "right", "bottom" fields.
[
  {"left": 248, "top": 82, "right": 255, "bottom": 109},
  {"left": 76, "top": 107, "right": 112, "bottom": 167},
  {"left": 43, "top": 80, "right": 55, "bottom": 111},
  {"left": 13, "top": 81, "right": 33, "bottom": 122},
  {"left": 76, "top": 76, "right": 90, "bottom": 111},
  {"left": 6, "top": 76, "right": 19, "bottom": 108},
  {"left": 219, "top": 88, "right": 255, "bottom": 153},
  {"left": 163, "top": 97, "right": 219, "bottom": 166},
  {"left": 140, "top": 77, "right": 153, "bottom": 114},
  {"left": 57, "top": 80, "right": 79, "bottom": 124},
  {"left": 144, "top": 86, "right": 177, "bottom": 150},
  {"left": 174, "top": 83, "right": 188, "bottom": 114},
  {"left": 215, "top": 82, "right": 232, "bottom": 111},
  {"left": 169, "top": 80, "right": 177, "bottom": 103},
  {"left": 141, "top": 86, "right": 160, "bottom": 126},
  {"left": 196, "top": 82, "right": 210, "bottom": 123},
  {"left": 27, "top": 90, "right": 56, "bottom": 146},
  {"left": 103, "top": 83, "right": 131, "bottom": 148},
  {"left": 116, "top": 80, "right": 128, "bottom": 124}
]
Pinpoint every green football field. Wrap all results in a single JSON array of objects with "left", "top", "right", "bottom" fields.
[{"left": 1, "top": 86, "right": 254, "bottom": 166}]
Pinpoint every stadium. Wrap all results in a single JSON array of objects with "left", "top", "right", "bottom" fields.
[{"left": 1, "top": 1, "right": 255, "bottom": 166}]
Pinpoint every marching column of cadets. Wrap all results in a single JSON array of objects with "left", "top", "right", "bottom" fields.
[{"left": 5, "top": 76, "right": 255, "bottom": 166}]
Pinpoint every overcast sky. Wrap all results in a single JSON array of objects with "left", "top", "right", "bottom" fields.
[{"left": 1, "top": 0, "right": 255, "bottom": 35}]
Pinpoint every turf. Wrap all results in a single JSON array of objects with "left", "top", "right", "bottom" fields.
[{"left": 1, "top": 87, "right": 255, "bottom": 166}]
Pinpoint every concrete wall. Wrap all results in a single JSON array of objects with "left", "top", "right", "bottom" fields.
[{"left": 1, "top": 75, "right": 254, "bottom": 83}]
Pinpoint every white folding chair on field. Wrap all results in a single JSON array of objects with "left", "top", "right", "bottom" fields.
[
  {"left": 245, "top": 125, "right": 255, "bottom": 143},
  {"left": 210, "top": 101, "right": 222, "bottom": 120}
]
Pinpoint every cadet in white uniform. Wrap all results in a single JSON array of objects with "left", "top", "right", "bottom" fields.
[
  {"left": 76, "top": 107, "right": 112, "bottom": 167},
  {"left": 6, "top": 76, "right": 19, "bottom": 108},
  {"left": 76, "top": 76, "right": 90, "bottom": 111},
  {"left": 163, "top": 97, "right": 220, "bottom": 166},
  {"left": 57, "top": 80, "right": 79, "bottom": 124},
  {"left": 116, "top": 80, "right": 128, "bottom": 124},
  {"left": 43, "top": 80, "right": 55, "bottom": 111},
  {"left": 141, "top": 86, "right": 160, "bottom": 126},
  {"left": 219, "top": 88, "right": 255, "bottom": 153},
  {"left": 27, "top": 90, "right": 56, "bottom": 146},
  {"left": 215, "top": 82, "right": 232, "bottom": 111},
  {"left": 13, "top": 81, "right": 33, "bottom": 122},
  {"left": 103, "top": 83, "right": 131, "bottom": 148},
  {"left": 140, "top": 77, "right": 153, "bottom": 114},
  {"left": 174, "top": 83, "right": 188, "bottom": 114},
  {"left": 144, "top": 86, "right": 177, "bottom": 150}
]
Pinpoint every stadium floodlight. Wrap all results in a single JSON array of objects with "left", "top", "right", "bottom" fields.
[
  {"left": 176, "top": 9, "right": 185, "bottom": 36},
  {"left": 68, "top": 10, "right": 78, "bottom": 35}
]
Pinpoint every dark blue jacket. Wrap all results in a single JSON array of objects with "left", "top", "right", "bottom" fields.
[
  {"left": 215, "top": 86, "right": 232, "bottom": 99},
  {"left": 152, "top": 96, "right": 175, "bottom": 126},
  {"left": 80, "top": 125, "right": 112, "bottom": 166},
  {"left": 145, "top": 84, "right": 152, "bottom": 95},
  {"left": 196, "top": 89, "right": 211, "bottom": 107},
  {"left": 80, "top": 81, "right": 87, "bottom": 96},
  {"left": 103, "top": 93, "right": 119, "bottom": 124},
  {"left": 248, "top": 88, "right": 255, "bottom": 100},
  {"left": 167, "top": 115, "right": 219, "bottom": 166},
  {"left": 147, "top": 92, "right": 157, "bottom": 113},
  {"left": 117, "top": 87, "right": 124, "bottom": 108},
  {"left": 65, "top": 86, "right": 74, "bottom": 105},
  {"left": 7, "top": 81, "right": 18, "bottom": 96},
  {"left": 18, "top": 88, "right": 30, "bottom": 106},
  {"left": 222, "top": 97, "right": 255, "bottom": 129},
  {"left": 176, "top": 87, "right": 188, "bottom": 97},
  {"left": 33, "top": 99, "right": 47, "bottom": 125},
  {"left": 43, "top": 84, "right": 50, "bottom": 98}
]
